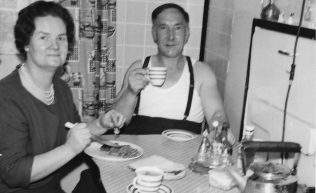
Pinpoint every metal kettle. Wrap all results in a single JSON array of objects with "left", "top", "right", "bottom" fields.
[{"left": 241, "top": 141, "right": 301, "bottom": 193}]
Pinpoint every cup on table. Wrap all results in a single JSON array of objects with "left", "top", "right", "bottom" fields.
[
  {"left": 133, "top": 166, "right": 164, "bottom": 192},
  {"left": 147, "top": 66, "right": 167, "bottom": 86}
]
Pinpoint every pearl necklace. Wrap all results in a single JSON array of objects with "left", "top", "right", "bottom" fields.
[{"left": 19, "top": 64, "right": 55, "bottom": 105}]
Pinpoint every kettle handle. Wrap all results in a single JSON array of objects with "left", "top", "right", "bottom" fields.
[
  {"left": 240, "top": 141, "right": 301, "bottom": 175},
  {"left": 242, "top": 141, "right": 301, "bottom": 153}
]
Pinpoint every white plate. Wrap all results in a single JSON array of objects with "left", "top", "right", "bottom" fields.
[
  {"left": 162, "top": 129, "right": 197, "bottom": 142},
  {"left": 84, "top": 141, "right": 143, "bottom": 162},
  {"left": 126, "top": 183, "right": 173, "bottom": 193}
]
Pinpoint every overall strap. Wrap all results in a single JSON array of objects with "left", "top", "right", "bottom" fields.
[
  {"left": 183, "top": 56, "right": 194, "bottom": 120},
  {"left": 134, "top": 56, "right": 151, "bottom": 114}
]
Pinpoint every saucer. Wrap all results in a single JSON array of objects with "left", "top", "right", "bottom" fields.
[
  {"left": 126, "top": 183, "right": 173, "bottom": 193},
  {"left": 162, "top": 129, "right": 197, "bottom": 142}
]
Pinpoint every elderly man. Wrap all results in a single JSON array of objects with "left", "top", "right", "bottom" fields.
[{"left": 113, "top": 3, "right": 229, "bottom": 135}]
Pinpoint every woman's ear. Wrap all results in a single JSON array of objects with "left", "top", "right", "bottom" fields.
[{"left": 25, "top": 46, "right": 29, "bottom": 52}]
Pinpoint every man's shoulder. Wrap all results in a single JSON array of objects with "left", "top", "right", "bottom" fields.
[
  {"left": 191, "top": 59, "right": 216, "bottom": 83},
  {"left": 192, "top": 60, "right": 213, "bottom": 73}
]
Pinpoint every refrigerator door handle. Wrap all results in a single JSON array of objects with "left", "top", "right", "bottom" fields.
[{"left": 278, "top": 49, "right": 300, "bottom": 57}]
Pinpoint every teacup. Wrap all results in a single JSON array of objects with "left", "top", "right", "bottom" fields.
[
  {"left": 133, "top": 166, "right": 164, "bottom": 192},
  {"left": 148, "top": 67, "right": 167, "bottom": 86}
]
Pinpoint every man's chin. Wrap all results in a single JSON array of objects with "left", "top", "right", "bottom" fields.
[{"left": 160, "top": 48, "right": 183, "bottom": 58}]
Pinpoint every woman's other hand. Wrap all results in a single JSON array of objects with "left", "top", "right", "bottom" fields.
[{"left": 65, "top": 123, "right": 91, "bottom": 154}]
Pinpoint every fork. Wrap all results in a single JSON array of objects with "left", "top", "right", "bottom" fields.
[
  {"left": 114, "top": 128, "right": 120, "bottom": 139},
  {"left": 64, "top": 122, "right": 124, "bottom": 148}
]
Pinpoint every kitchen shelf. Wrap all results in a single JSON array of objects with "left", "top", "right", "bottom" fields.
[{"left": 252, "top": 18, "right": 316, "bottom": 40}]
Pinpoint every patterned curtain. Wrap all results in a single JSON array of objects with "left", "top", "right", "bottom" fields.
[{"left": 60, "top": 0, "right": 116, "bottom": 122}]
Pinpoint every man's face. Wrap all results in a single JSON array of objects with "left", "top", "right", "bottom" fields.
[{"left": 152, "top": 8, "right": 190, "bottom": 58}]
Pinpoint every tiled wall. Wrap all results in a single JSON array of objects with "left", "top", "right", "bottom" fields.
[
  {"left": 203, "top": 0, "right": 234, "bottom": 99},
  {"left": 115, "top": 0, "right": 204, "bottom": 91}
]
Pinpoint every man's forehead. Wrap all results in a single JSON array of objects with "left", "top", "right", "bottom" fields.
[{"left": 155, "top": 8, "right": 187, "bottom": 25}]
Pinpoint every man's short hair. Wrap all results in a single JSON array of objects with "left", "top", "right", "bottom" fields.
[{"left": 152, "top": 3, "right": 189, "bottom": 24}]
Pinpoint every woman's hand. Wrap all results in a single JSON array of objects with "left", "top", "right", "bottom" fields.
[{"left": 65, "top": 123, "right": 91, "bottom": 154}]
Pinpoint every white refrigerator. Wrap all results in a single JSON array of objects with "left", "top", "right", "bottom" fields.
[{"left": 241, "top": 19, "right": 316, "bottom": 186}]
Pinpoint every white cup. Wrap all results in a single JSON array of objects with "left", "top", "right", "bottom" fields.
[
  {"left": 133, "top": 166, "right": 164, "bottom": 192},
  {"left": 148, "top": 67, "right": 167, "bottom": 86}
]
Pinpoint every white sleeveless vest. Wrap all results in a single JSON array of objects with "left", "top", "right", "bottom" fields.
[{"left": 138, "top": 57, "right": 204, "bottom": 123}]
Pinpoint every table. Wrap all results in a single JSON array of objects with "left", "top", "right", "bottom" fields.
[{"left": 93, "top": 135, "right": 241, "bottom": 193}]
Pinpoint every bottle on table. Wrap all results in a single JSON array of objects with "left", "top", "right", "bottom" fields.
[
  {"left": 217, "top": 122, "right": 233, "bottom": 166},
  {"left": 209, "top": 121, "right": 233, "bottom": 167},
  {"left": 236, "top": 125, "right": 255, "bottom": 175},
  {"left": 189, "top": 130, "right": 212, "bottom": 174},
  {"left": 195, "top": 129, "right": 211, "bottom": 163}
]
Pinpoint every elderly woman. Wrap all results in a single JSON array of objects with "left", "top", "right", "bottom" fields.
[{"left": 0, "top": 1, "right": 124, "bottom": 193}]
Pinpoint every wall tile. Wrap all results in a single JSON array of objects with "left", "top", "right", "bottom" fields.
[
  {"left": 208, "top": 7, "right": 233, "bottom": 34},
  {"left": 211, "top": 0, "right": 234, "bottom": 10},
  {"left": 145, "top": 25, "right": 155, "bottom": 46},
  {"left": 186, "top": 27, "right": 202, "bottom": 48},
  {"left": 116, "top": 23, "right": 125, "bottom": 45},
  {"left": 124, "top": 24, "right": 146, "bottom": 46},
  {"left": 205, "top": 30, "right": 231, "bottom": 58},
  {"left": 204, "top": 51, "right": 228, "bottom": 81},
  {"left": 116, "top": 0, "right": 126, "bottom": 23},
  {"left": 187, "top": 4, "right": 204, "bottom": 27},
  {"left": 116, "top": 45, "right": 124, "bottom": 68},
  {"left": 115, "top": 67, "right": 125, "bottom": 93},
  {"left": 124, "top": 46, "right": 144, "bottom": 67},
  {"left": 0, "top": 0, "right": 17, "bottom": 9},
  {"left": 146, "top": 2, "right": 160, "bottom": 25},
  {"left": 144, "top": 46, "right": 158, "bottom": 57},
  {"left": 126, "top": 1, "right": 147, "bottom": 24}
]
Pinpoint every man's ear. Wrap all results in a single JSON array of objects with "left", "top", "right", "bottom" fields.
[
  {"left": 185, "top": 26, "right": 190, "bottom": 44},
  {"left": 152, "top": 26, "right": 158, "bottom": 43}
]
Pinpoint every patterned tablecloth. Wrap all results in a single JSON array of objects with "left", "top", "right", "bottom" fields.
[{"left": 93, "top": 135, "right": 241, "bottom": 193}]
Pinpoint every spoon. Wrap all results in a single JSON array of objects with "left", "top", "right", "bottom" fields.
[{"left": 64, "top": 122, "right": 125, "bottom": 148}]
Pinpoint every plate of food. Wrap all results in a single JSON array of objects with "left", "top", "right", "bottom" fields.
[
  {"left": 162, "top": 129, "right": 197, "bottom": 142},
  {"left": 84, "top": 141, "right": 143, "bottom": 162}
]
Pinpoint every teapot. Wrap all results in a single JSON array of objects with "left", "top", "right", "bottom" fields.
[{"left": 241, "top": 141, "right": 301, "bottom": 193}]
